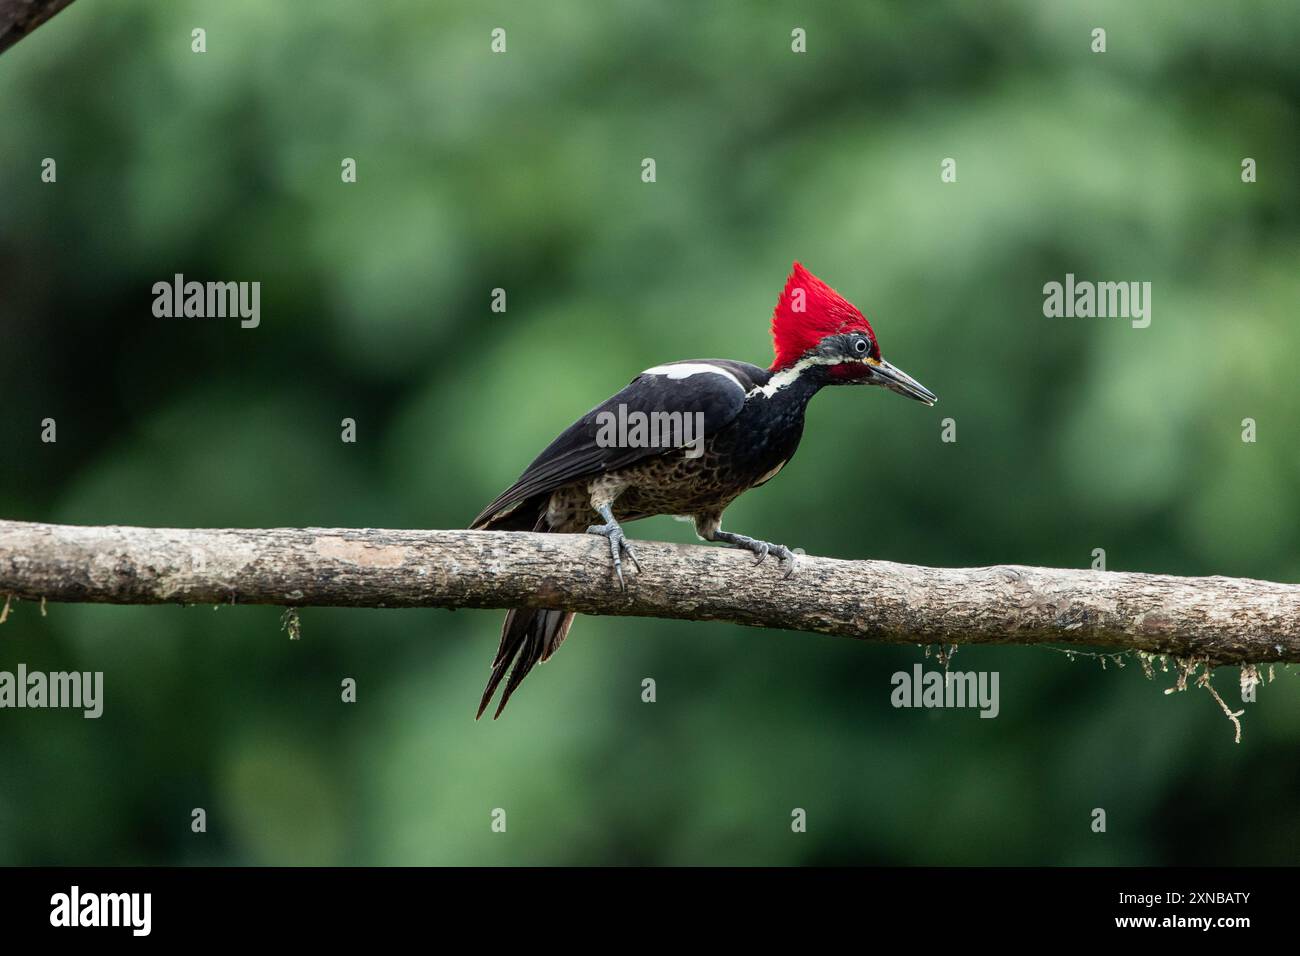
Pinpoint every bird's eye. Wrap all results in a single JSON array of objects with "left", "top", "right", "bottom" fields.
[{"left": 853, "top": 338, "right": 868, "bottom": 354}]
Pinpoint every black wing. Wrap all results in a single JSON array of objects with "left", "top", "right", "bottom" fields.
[{"left": 471, "top": 360, "right": 765, "bottom": 528}]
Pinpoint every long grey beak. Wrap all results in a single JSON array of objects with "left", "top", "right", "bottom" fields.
[{"left": 868, "top": 359, "right": 938, "bottom": 405}]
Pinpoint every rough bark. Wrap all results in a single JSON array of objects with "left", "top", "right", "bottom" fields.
[
  {"left": 0, "top": 0, "right": 77, "bottom": 55},
  {"left": 1, "top": 519, "right": 1296, "bottom": 666}
]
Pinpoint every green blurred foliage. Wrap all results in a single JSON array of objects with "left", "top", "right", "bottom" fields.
[{"left": 1, "top": 0, "right": 1297, "bottom": 865}]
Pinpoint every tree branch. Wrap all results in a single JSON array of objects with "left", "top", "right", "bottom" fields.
[
  {"left": 0, "top": 0, "right": 77, "bottom": 56},
  {"left": 0, "top": 518, "right": 1296, "bottom": 666}
]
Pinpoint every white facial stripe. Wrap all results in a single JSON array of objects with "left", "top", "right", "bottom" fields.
[
  {"left": 749, "top": 355, "right": 842, "bottom": 398},
  {"left": 642, "top": 363, "right": 745, "bottom": 392}
]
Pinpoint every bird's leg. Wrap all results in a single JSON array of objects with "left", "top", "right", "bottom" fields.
[
  {"left": 694, "top": 513, "right": 798, "bottom": 579},
  {"left": 586, "top": 501, "right": 641, "bottom": 591}
]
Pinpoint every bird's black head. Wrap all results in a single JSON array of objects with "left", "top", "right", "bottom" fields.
[{"left": 811, "top": 332, "right": 938, "bottom": 405}]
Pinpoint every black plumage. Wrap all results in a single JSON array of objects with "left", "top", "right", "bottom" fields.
[
  {"left": 470, "top": 263, "right": 937, "bottom": 718},
  {"left": 471, "top": 359, "right": 824, "bottom": 718}
]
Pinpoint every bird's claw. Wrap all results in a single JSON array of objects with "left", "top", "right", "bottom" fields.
[
  {"left": 770, "top": 543, "right": 797, "bottom": 579},
  {"left": 587, "top": 521, "right": 640, "bottom": 591},
  {"left": 731, "top": 534, "right": 797, "bottom": 578}
]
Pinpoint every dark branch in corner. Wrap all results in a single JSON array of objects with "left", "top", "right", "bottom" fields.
[{"left": 0, "top": 0, "right": 78, "bottom": 55}]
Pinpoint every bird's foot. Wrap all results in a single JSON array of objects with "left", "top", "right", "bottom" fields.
[
  {"left": 713, "top": 531, "right": 798, "bottom": 579},
  {"left": 586, "top": 518, "right": 641, "bottom": 591}
]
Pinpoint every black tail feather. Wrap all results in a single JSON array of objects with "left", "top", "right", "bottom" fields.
[
  {"left": 476, "top": 607, "right": 575, "bottom": 719},
  {"left": 474, "top": 504, "right": 579, "bottom": 719},
  {"left": 476, "top": 609, "right": 529, "bottom": 717}
]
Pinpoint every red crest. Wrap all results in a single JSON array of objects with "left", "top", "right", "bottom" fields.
[{"left": 769, "top": 262, "right": 877, "bottom": 371}]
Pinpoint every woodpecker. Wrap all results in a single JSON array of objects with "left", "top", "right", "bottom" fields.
[{"left": 471, "top": 262, "right": 937, "bottom": 718}]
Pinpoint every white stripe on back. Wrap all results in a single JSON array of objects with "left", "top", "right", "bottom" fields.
[{"left": 641, "top": 362, "right": 746, "bottom": 392}]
